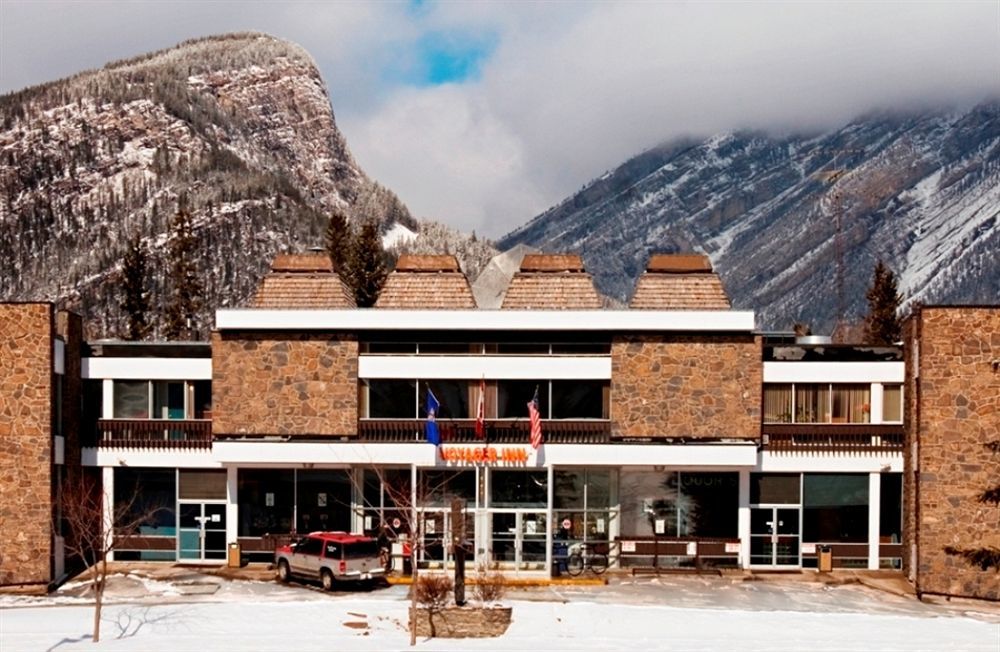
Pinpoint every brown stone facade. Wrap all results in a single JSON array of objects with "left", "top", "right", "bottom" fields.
[
  {"left": 905, "top": 307, "right": 1000, "bottom": 600},
  {"left": 610, "top": 334, "right": 761, "bottom": 439},
  {"left": 0, "top": 303, "right": 54, "bottom": 585},
  {"left": 212, "top": 331, "right": 358, "bottom": 436}
]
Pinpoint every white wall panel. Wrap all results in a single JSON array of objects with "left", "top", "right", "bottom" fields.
[{"left": 359, "top": 355, "right": 612, "bottom": 380}]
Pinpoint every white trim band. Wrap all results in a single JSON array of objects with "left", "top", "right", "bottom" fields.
[
  {"left": 359, "top": 355, "right": 612, "bottom": 380},
  {"left": 83, "top": 357, "right": 212, "bottom": 380}
]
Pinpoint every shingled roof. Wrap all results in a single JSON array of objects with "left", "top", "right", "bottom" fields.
[
  {"left": 251, "top": 253, "right": 356, "bottom": 308},
  {"left": 501, "top": 253, "right": 603, "bottom": 310},
  {"left": 375, "top": 254, "right": 476, "bottom": 309},
  {"left": 629, "top": 253, "right": 731, "bottom": 310}
]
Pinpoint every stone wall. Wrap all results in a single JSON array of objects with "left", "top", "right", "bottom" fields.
[
  {"left": 906, "top": 307, "right": 1000, "bottom": 600},
  {"left": 212, "top": 331, "right": 358, "bottom": 436},
  {"left": 410, "top": 606, "right": 512, "bottom": 638},
  {"left": 0, "top": 303, "right": 53, "bottom": 585},
  {"left": 610, "top": 334, "right": 761, "bottom": 439}
]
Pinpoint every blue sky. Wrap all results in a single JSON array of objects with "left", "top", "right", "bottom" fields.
[{"left": 1, "top": 2, "right": 998, "bottom": 237}]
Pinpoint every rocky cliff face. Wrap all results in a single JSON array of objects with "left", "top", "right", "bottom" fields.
[
  {"left": 0, "top": 33, "right": 414, "bottom": 338},
  {"left": 499, "top": 104, "right": 1000, "bottom": 331}
]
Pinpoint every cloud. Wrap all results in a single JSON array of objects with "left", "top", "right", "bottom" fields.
[{"left": 3, "top": 2, "right": 998, "bottom": 239}]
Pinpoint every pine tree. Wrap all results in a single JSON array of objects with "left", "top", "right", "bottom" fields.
[
  {"left": 120, "top": 235, "right": 151, "bottom": 340},
  {"left": 324, "top": 207, "right": 352, "bottom": 275},
  {"left": 163, "top": 209, "right": 203, "bottom": 340},
  {"left": 347, "top": 217, "right": 387, "bottom": 307},
  {"left": 863, "top": 260, "right": 902, "bottom": 345}
]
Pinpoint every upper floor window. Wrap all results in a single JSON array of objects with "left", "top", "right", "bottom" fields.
[
  {"left": 764, "top": 383, "right": 871, "bottom": 424},
  {"left": 361, "top": 341, "right": 611, "bottom": 355},
  {"left": 362, "top": 378, "right": 609, "bottom": 420},
  {"left": 111, "top": 380, "right": 211, "bottom": 419},
  {"left": 882, "top": 384, "right": 902, "bottom": 423}
]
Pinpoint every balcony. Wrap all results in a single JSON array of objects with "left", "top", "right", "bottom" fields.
[
  {"left": 96, "top": 419, "right": 213, "bottom": 450},
  {"left": 761, "top": 424, "right": 904, "bottom": 453},
  {"left": 358, "top": 419, "right": 611, "bottom": 444}
]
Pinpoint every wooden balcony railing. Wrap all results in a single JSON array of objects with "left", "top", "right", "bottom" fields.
[
  {"left": 762, "top": 424, "right": 904, "bottom": 452},
  {"left": 96, "top": 419, "right": 213, "bottom": 450},
  {"left": 358, "top": 419, "right": 611, "bottom": 444}
]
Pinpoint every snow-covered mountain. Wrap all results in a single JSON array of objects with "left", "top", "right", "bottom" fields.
[
  {"left": 0, "top": 33, "right": 415, "bottom": 337},
  {"left": 499, "top": 104, "right": 1000, "bottom": 331}
]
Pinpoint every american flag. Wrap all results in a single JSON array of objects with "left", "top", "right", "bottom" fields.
[
  {"left": 475, "top": 376, "right": 486, "bottom": 439},
  {"left": 527, "top": 386, "right": 543, "bottom": 449}
]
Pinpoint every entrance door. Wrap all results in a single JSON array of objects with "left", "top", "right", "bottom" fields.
[
  {"left": 489, "top": 512, "right": 547, "bottom": 570},
  {"left": 178, "top": 502, "right": 227, "bottom": 561},
  {"left": 750, "top": 506, "right": 800, "bottom": 568}
]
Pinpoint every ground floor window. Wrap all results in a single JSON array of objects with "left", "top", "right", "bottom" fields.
[
  {"left": 620, "top": 471, "right": 738, "bottom": 538},
  {"left": 296, "top": 470, "right": 351, "bottom": 534},
  {"left": 238, "top": 469, "right": 294, "bottom": 537},
  {"left": 802, "top": 473, "right": 869, "bottom": 544},
  {"left": 114, "top": 468, "right": 177, "bottom": 561}
]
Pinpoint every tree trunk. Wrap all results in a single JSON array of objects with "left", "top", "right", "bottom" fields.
[
  {"left": 409, "top": 549, "right": 418, "bottom": 646},
  {"left": 92, "top": 562, "right": 104, "bottom": 643}
]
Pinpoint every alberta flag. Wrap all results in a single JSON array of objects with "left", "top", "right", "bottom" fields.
[{"left": 425, "top": 389, "right": 441, "bottom": 446}]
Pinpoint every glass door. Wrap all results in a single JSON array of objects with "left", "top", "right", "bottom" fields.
[
  {"left": 178, "top": 502, "right": 227, "bottom": 562},
  {"left": 489, "top": 511, "right": 548, "bottom": 570},
  {"left": 750, "top": 506, "right": 801, "bottom": 568}
]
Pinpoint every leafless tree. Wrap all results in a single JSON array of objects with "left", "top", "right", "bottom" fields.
[{"left": 58, "top": 472, "right": 162, "bottom": 643}]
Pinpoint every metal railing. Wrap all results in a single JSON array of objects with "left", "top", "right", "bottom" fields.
[
  {"left": 358, "top": 418, "right": 611, "bottom": 443},
  {"left": 762, "top": 424, "right": 904, "bottom": 452},
  {"left": 96, "top": 419, "right": 213, "bottom": 449}
]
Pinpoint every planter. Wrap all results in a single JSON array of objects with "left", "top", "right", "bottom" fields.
[{"left": 410, "top": 606, "right": 512, "bottom": 638}]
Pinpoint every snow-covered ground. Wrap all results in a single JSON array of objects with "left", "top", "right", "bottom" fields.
[{"left": 1, "top": 573, "right": 997, "bottom": 651}]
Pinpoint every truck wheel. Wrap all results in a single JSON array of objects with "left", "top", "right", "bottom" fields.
[
  {"left": 277, "top": 560, "right": 291, "bottom": 583},
  {"left": 321, "top": 568, "right": 335, "bottom": 591}
]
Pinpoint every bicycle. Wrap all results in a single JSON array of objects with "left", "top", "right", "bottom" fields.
[{"left": 566, "top": 542, "right": 608, "bottom": 576}]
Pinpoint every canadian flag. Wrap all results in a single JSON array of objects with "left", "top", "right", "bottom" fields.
[{"left": 475, "top": 376, "right": 486, "bottom": 439}]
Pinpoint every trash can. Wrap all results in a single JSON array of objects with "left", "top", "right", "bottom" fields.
[
  {"left": 817, "top": 545, "right": 833, "bottom": 572},
  {"left": 228, "top": 542, "right": 242, "bottom": 568}
]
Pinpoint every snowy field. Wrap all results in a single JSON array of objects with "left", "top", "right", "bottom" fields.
[{"left": 1, "top": 573, "right": 998, "bottom": 651}]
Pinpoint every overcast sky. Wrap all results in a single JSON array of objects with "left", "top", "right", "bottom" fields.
[{"left": 2, "top": 1, "right": 998, "bottom": 238}]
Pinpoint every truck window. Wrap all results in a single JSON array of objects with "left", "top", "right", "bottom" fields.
[{"left": 345, "top": 540, "right": 379, "bottom": 559}]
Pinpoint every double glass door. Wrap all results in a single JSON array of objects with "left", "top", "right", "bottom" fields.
[
  {"left": 750, "top": 506, "right": 800, "bottom": 567},
  {"left": 489, "top": 511, "right": 547, "bottom": 570},
  {"left": 418, "top": 510, "right": 476, "bottom": 568},
  {"left": 178, "top": 502, "right": 227, "bottom": 561}
]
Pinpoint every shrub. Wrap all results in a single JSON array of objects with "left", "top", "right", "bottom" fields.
[
  {"left": 414, "top": 574, "right": 453, "bottom": 611},
  {"left": 473, "top": 565, "right": 507, "bottom": 605}
]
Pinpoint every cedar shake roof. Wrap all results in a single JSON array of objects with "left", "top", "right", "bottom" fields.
[
  {"left": 501, "top": 253, "right": 602, "bottom": 310},
  {"left": 375, "top": 254, "right": 476, "bottom": 309},
  {"left": 251, "top": 253, "right": 356, "bottom": 308},
  {"left": 629, "top": 253, "right": 732, "bottom": 310}
]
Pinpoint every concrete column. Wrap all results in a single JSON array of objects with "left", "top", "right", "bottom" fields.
[
  {"left": 101, "top": 379, "right": 114, "bottom": 418},
  {"left": 868, "top": 472, "right": 881, "bottom": 570},
  {"left": 546, "top": 465, "right": 554, "bottom": 576},
  {"left": 226, "top": 466, "right": 238, "bottom": 546},
  {"left": 738, "top": 469, "right": 751, "bottom": 568},
  {"left": 101, "top": 466, "right": 115, "bottom": 562}
]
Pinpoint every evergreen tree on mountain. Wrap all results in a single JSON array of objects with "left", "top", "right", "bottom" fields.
[
  {"left": 163, "top": 208, "right": 203, "bottom": 340},
  {"left": 120, "top": 235, "right": 151, "bottom": 340},
  {"left": 325, "top": 206, "right": 351, "bottom": 274},
  {"left": 863, "top": 260, "right": 902, "bottom": 345},
  {"left": 347, "top": 217, "right": 387, "bottom": 307}
]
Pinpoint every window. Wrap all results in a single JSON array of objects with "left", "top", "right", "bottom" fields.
[
  {"left": 419, "top": 380, "right": 469, "bottom": 419},
  {"left": 238, "top": 469, "right": 294, "bottom": 536},
  {"left": 296, "top": 537, "right": 323, "bottom": 556},
  {"left": 763, "top": 383, "right": 873, "bottom": 424},
  {"left": 297, "top": 470, "right": 351, "bottom": 534},
  {"left": 763, "top": 385, "right": 792, "bottom": 423},
  {"left": 882, "top": 384, "right": 902, "bottom": 422},
  {"left": 497, "top": 380, "right": 546, "bottom": 419},
  {"left": 419, "top": 470, "right": 476, "bottom": 508},
  {"left": 803, "top": 474, "right": 868, "bottom": 543},
  {"left": 751, "top": 473, "right": 800, "bottom": 504},
  {"left": 553, "top": 469, "right": 618, "bottom": 546},
  {"left": 360, "top": 468, "right": 410, "bottom": 536},
  {"left": 620, "top": 471, "right": 737, "bottom": 538},
  {"left": 490, "top": 470, "right": 547, "bottom": 507},
  {"left": 551, "top": 380, "right": 607, "bottom": 419},
  {"left": 324, "top": 542, "right": 341, "bottom": 558},
  {"left": 115, "top": 468, "right": 176, "bottom": 536},
  {"left": 880, "top": 473, "right": 902, "bottom": 542},
  {"left": 114, "top": 381, "right": 149, "bottom": 418},
  {"left": 366, "top": 380, "right": 417, "bottom": 418}
]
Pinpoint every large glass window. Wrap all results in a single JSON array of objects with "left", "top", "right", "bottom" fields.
[
  {"left": 497, "top": 380, "right": 546, "bottom": 419},
  {"left": 419, "top": 470, "right": 477, "bottom": 508},
  {"left": 490, "top": 470, "right": 547, "bottom": 507},
  {"left": 882, "top": 384, "right": 902, "bottom": 422},
  {"left": 751, "top": 473, "right": 800, "bottom": 504},
  {"left": 621, "top": 471, "right": 738, "bottom": 538},
  {"left": 802, "top": 474, "right": 868, "bottom": 542},
  {"left": 366, "top": 380, "right": 417, "bottom": 418},
  {"left": 360, "top": 468, "right": 411, "bottom": 535},
  {"left": 795, "top": 384, "right": 830, "bottom": 423},
  {"left": 296, "top": 470, "right": 351, "bottom": 534},
  {"left": 880, "top": 473, "right": 903, "bottom": 542},
  {"left": 764, "top": 384, "right": 792, "bottom": 422},
  {"left": 114, "top": 381, "right": 149, "bottom": 418},
  {"left": 553, "top": 469, "right": 617, "bottom": 549},
  {"left": 831, "top": 385, "right": 870, "bottom": 423},
  {"left": 238, "top": 469, "right": 294, "bottom": 537},
  {"left": 115, "top": 468, "right": 176, "bottom": 536},
  {"left": 419, "top": 380, "right": 470, "bottom": 419},
  {"left": 178, "top": 470, "right": 226, "bottom": 500},
  {"left": 551, "top": 380, "right": 607, "bottom": 419}
]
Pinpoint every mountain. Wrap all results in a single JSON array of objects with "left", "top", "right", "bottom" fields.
[
  {"left": 498, "top": 103, "right": 1000, "bottom": 331},
  {"left": 0, "top": 32, "right": 415, "bottom": 337}
]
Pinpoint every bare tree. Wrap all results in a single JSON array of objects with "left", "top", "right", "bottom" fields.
[{"left": 58, "top": 472, "right": 162, "bottom": 643}]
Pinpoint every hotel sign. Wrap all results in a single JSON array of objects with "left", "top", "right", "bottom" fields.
[{"left": 439, "top": 446, "right": 530, "bottom": 464}]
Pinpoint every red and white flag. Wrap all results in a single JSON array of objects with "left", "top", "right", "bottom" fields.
[
  {"left": 475, "top": 376, "right": 486, "bottom": 439},
  {"left": 527, "top": 386, "right": 543, "bottom": 449}
]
